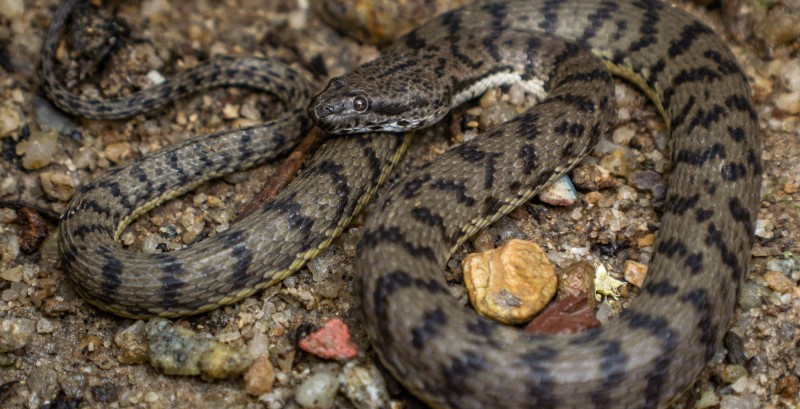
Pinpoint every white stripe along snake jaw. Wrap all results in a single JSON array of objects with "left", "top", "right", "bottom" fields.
[
  {"left": 313, "top": 0, "right": 760, "bottom": 408},
  {"left": 46, "top": 0, "right": 761, "bottom": 408}
]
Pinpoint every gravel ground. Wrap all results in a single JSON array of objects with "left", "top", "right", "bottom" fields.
[{"left": 0, "top": 0, "right": 798, "bottom": 408}]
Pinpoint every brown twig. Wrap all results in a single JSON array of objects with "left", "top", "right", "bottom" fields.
[{"left": 234, "top": 127, "right": 328, "bottom": 222}]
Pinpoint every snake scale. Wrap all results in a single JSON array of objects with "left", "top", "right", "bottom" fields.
[{"left": 45, "top": 0, "right": 761, "bottom": 408}]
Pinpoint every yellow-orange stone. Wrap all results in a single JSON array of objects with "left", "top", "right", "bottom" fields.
[
  {"left": 623, "top": 260, "right": 648, "bottom": 288},
  {"left": 463, "top": 239, "right": 557, "bottom": 324}
]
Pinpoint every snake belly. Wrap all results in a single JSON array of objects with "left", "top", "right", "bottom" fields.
[
  {"left": 309, "top": 0, "right": 762, "bottom": 408},
  {"left": 48, "top": 0, "right": 410, "bottom": 317}
]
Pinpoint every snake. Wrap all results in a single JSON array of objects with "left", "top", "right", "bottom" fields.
[{"left": 44, "top": 0, "right": 761, "bottom": 408}]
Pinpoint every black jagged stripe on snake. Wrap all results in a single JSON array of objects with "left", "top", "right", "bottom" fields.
[
  {"left": 46, "top": 0, "right": 760, "bottom": 407},
  {"left": 311, "top": 0, "right": 760, "bottom": 407}
]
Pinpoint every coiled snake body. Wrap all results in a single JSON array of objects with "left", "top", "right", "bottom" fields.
[{"left": 48, "top": 0, "right": 760, "bottom": 407}]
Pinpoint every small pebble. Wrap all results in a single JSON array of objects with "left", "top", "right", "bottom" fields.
[
  {"left": 774, "top": 92, "right": 800, "bottom": 114},
  {"left": 570, "top": 163, "right": 617, "bottom": 191},
  {"left": 146, "top": 318, "right": 252, "bottom": 378},
  {"left": 36, "top": 318, "right": 54, "bottom": 334},
  {"left": 765, "top": 258, "right": 796, "bottom": 275},
  {"left": 114, "top": 321, "right": 149, "bottom": 364},
  {"left": 71, "top": 147, "right": 95, "bottom": 170},
  {"left": 146, "top": 70, "right": 166, "bottom": 85},
  {"left": 28, "top": 365, "right": 59, "bottom": 404},
  {"left": 737, "top": 282, "right": 765, "bottom": 311},
  {"left": 295, "top": 370, "right": 339, "bottom": 409},
  {"left": 307, "top": 246, "right": 338, "bottom": 282},
  {"left": 17, "top": 130, "right": 59, "bottom": 170},
  {"left": 312, "top": 0, "right": 471, "bottom": 45},
  {"left": 141, "top": 235, "right": 163, "bottom": 254},
  {"left": 207, "top": 195, "right": 223, "bottom": 207},
  {"left": 340, "top": 362, "right": 391, "bottom": 409},
  {"left": 120, "top": 231, "right": 135, "bottom": 247},
  {"left": 780, "top": 59, "right": 800, "bottom": 92},
  {"left": 223, "top": 103, "right": 240, "bottom": 119},
  {"left": 595, "top": 301, "right": 615, "bottom": 324},
  {"left": 0, "top": 353, "right": 14, "bottom": 366},
  {"left": 104, "top": 142, "right": 132, "bottom": 164},
  {"left": 478, "top": 86, "right": 530, "bottom": 128},
  {"left": 719, "top": 394, "right": 759, "bottom": 409},
  {"left": 1, "top": 264, "right": 23, "bottom": 282},
  {"left": 182, "top": 220, "right": 205, "bottom": 244},
  {"left": 623, "top": 260, "right": 648, "bottom": 288},
  {"left": 240, "top": 100, "right": 262, "bottom": 120},
  {"left": 730, "top": 375, "right": 748, "bottom": 394},
  {"left": 245, "top": 356, "right": 276, "bottom": 396},
  {"left": 0, "top": 176, "right": 18, "bottom": 198},
  {"left": 720, "top": 364, "right": 748, "bottom": 384},
  {"left": 637, "top": 234, "right": 656, "bottom": 247},
  {"left": 615, "top": 185, "right": 638, "bottom": 209},
  {"left": 80, "top": 335, "right": 101, "bottom": 354},
  {"left": 538, "top": 175, "right": 578, "bottom": 206},
  {"left": 0, "top": 102, "right": 23, "bottom": 137},
  {"left": 556, "top": 260, "right": 596, "bottom": 310},
  {"left": 0, "top": 208, "right": 16, "bottom": 224},
  {"left": 630, "top": 170, "right": 666, "bottom": 199},
  {"left": 144, "top": 391, "right": 159, "bottom": 403},
  {"left": 18, "top": 207, "right": 48, "bottom": 253},
  {"left": 39, "top": 171, "right": 76, "bottom": 201},
  {"left": 783, "top": 180, "right": 800, "bottom": 195},
  {"left": 91, "top": 382, "right": 118, "bottom": 403},
  {"left": 2, "top": 287, "right": 18, "bottom": 301},
  {"left": 754, "top": 219, "right": 772, "bottom": 239},
  {"left": 0, "top": 317, "right": 35, "bottom": 352},
  {"left": 756, "top": 6, "right": 800, "bottom": 47},
  {"left": 33, "top": 96, "right": 76, "bottom": 134},
  {"left": 463, "top": 239, "right": 557, "bottom": 324},
  {"left": 763, "top": 271, "right": 794, "bottom": 294},
  {"left": 612, "top": 127, "right": 635, "bottom": 145},
  {"left": 695, "top": 389, "right": 720, "bottom": 409},
  {"left": 0, "top": 234, "right": 20, "bottom": 268},
  {"left": 723, "top": 331, "right": 747, "bottom": 365},
  {"left": 247, "top": 332, "right": 270, "bottom": 359},
  {"left": 599, "top": 148, "right": 628, "bottom": 177},
  {"left": 471, "top": 229, "right": 495, "bottom": 253},
  {"left": 777, "top": 375, "right": 798, "bottom": 399},
  {"left": 298, "top": 317, "right": 358, "bottom": 361}
]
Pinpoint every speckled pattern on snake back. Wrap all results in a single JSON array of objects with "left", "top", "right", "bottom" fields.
[{"left": 45, "top": 0, "right": 761, "bottom": 408}]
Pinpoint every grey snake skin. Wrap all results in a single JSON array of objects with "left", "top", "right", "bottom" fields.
[{"left": 46, "top": 0, "right": 761, "bottom": 407}]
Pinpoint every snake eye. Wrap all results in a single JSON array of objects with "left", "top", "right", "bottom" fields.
[{"left": 353, "top": 96, "right": 369, "bottom": 112}]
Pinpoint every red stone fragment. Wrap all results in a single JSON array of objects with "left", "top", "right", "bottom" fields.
[
  {"left": 524, "top": 294, "right": 601, "bottom": 335},
  {"left": 298, "top": 317, "right": 358, "bottom": 360}
]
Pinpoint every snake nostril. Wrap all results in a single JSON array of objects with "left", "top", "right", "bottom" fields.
[{"left": 315, "top": 103, "right": 340, "bottom": 119}]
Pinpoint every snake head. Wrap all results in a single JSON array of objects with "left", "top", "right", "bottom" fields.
[{"left": 308, "top": 52, "right": 451, "bottom": 134}]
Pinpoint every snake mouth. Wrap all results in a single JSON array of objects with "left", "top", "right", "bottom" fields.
[
  {"left": 307, "top": 100, "right": 349, "bottom": 134},
  {"left": 308, "top": 92, "right": 349, "bottom": 132}
]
